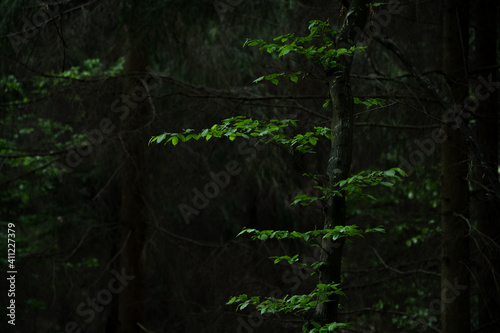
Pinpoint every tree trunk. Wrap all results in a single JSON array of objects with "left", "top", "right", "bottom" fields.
[
  {"left": 440, "top": 1, "right": 470, "bottom": 332},
  {"left": 313, "top": 0, "right": 371, "bottom": 324},
  {"left": 117, "top": 40, "right": 150, "bottom": 333},
  {"left": 472, "top": 1, "right": 500, "bottom": 331}
]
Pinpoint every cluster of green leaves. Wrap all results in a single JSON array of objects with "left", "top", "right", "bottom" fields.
[
  {"left": 242, "top": 224, "right": 385, "bottom": 273},
  {"left": 227, "top": 282, "right": 344, "bottom": 315},
  {"left": 2, "top": 57, "right": 135, "bottom": 210},
  {"left": 320, "top": 96, "right": 385, "bottom": 110},
  {"left": 253, "top": 71, "right": 305, "bottom": 85},
  {"left": 1, "top": 74, "right": 28, "bottom": 103},
  {"left": 352, "top": 97, "right": 385, "bottom": 108},
  {"left": 292, "top": 168, "right": 407, "bottom": 206},
  {"left": 244, "top": 20, "right": 365, "bottom": 75},
  {"left": 303, "top": 321, "right": 351, "bottom": 333},
  {"left": 237, "top": 225, "right": 385, "bottom": 243},
  {"left": 150, "top": 116, "right": 332, "bottom": 153},
  {"left": 0, "top": 76, "right": 78, "bottom": 190},
  {"left": 243, "top": 19, "right": 384, "bottom": 115},
  {"left": 225, "top": 225, "right": 385, "bottom": 319},
  {"left": 2, "top": 58, "right": 124, "bottom": 106},
  {"left": 32, "top": 57, "right": 124, "bottom": 93},
  {"left": 62, "top": 257, "right": 99, "bottom": 269},
  {"left": 228, "top": 225, "right": 386, "bottom": 331}
]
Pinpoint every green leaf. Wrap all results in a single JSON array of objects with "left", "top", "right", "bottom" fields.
[
  {"left": 239, "top": 300, "right": 250, "bottom": 310},
  {"left": 385, "top": 169, "right": 395, "bottom": 177},
  {"left": 156, "top": 133, "right": 167, "bottom": 143},
  {"left": 253, "top": 76, "right": 265, "bottom": 83},
  {"left": 171, "top": 137, "right": 179, "bottom": 146},
  {"left": 279, "top": 46, "right": 291, "bottom": 57}
]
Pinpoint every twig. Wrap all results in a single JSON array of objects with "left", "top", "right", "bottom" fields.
[{"left": 371, "top": 247, "right": 440, "bottom": 277}]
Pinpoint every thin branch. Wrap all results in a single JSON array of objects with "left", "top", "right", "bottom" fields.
[
  {"left": 93, "top": 160, "right": 125, "bottom": 201},
  {"left": 1, "top": 0, "right": 99, "bottom": 39},
  {"left": 144, "top": 221, "right": 223, "bottom": 248},
  {"left": 354, "top": 122, "right": 439, "bottom": 129},
  {"left": 62, "top": 226, "right": 94, "bottom": 262},
  {"left": 340, "top": 308, "right": 441, "bottom": 333},
  {"left": 372, "top": 34, "right": 452, "bottom": 111},
  {"left": 371, "top": 247, "right": 440, "bottom": 277},
  {"left": 373, "top": 34, "right": 500, "bottom": 199},
  {"left": 0, "top": 156, "right": 63, "bottom": 187},
  {"left": 353, "top": 101, "right": 398, "bottom": 116},
  {"left": 137, "top": 322, "right": 155, "bottom": 333},
  {"left": 292, "top": 100, "right": 330, "bottom": 120},
  {"left": 0, "top": 148, "right": 68, "bottom": 158},
  {"left": 88, "top": 230, "right": 131, "bottom": 290}
]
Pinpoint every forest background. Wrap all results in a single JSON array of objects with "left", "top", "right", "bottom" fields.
[{"left": 0, "top": 0, "right": 499, "bottom": 332}]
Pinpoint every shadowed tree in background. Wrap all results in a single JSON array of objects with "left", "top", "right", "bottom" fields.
[
  {"left": 472, "top": 1, "right": 500, "bottom": 331},
  {"left": 440, "top": 0, "right": 470, "bottom": 332},
  {"left": 117, "top": 2, "right": 152, "bottom": 332}
]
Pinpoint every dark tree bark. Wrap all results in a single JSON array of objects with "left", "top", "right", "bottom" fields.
[
  {"left": 472, "top": 1, "right": 500, "bottom": 331},
  {"left": 313, "top": 0, "right": 371, "bottom": 324},
  {"left": 117, "top": 40, "right": 150, "bottom": 333},
  {"left": 440, "top": 1, "right": 470, "bottom": 332}
]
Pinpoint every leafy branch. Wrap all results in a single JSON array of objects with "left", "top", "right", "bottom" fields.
[
  {"left": 237, "top": 225, "right": 385, "bottom": 243},
  {"left": 267, "top": 254, "right": 325, "bottom": 276},
  {"left": 227, "top": 282, "right": 344, "bottom": 315},
  {"left": 244, "top": 20, "right": 366, "bottom": 76},
  {"left": 292, "top": 168, "right": 407, "bottom": 206},
  {"left": 150, "top": 116, "right": 332, "bottom": 153},
  {"left": 253, "top": 71, "right": 305, "bottom": 85},
  {"left": 302, "top": 321, "right": 351, "bottom": 333}
]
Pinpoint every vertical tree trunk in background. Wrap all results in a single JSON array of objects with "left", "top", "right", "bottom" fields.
[
  {"left": 473, "top": 1, "right": 500, "bottom": 331},
  {"left": 106, "top": 230, "right": 120, "bottom": 333},
  {"left": 118, "top": 40, "right": 150, "bottom": 333},
  {"left": 440, "top": 1, "right": 470, "bottom": 332},
  {"left": 313, "top": 0, "right": 370, "bottom": 324}
]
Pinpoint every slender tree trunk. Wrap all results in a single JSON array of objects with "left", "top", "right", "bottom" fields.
[
  {"left": 313, "top": 0, "right": 370, "bottom": 324},
  {"left": 117, "top": 40, "right": 150, "bottom": 333},
  {"left": 472, "top": 1, "right": 500, "bottom": 331},
  {"left": 440, "top": 1, "right": 470, "bottom": 332}
]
